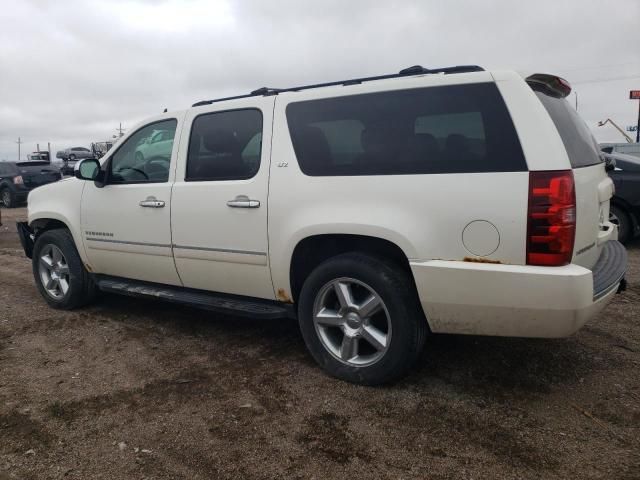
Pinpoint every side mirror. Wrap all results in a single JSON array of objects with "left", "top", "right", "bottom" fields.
[{"left": 74, "top": 158, "right": 100, "bottom": 181}]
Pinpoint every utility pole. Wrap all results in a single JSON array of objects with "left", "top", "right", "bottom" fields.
[
  {"left": 116, "top": 122, "right": 125, "bottom": 138},
  {"left": 16, "top": 137, "right": 23, "bottom": 161}
]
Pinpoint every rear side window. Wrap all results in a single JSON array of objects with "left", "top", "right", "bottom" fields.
[
  {"left": 0, "top": 163, "right": 17, "bottom": 175},
  {"left": 285, "top": 83, "right": 526, "bottom": 176},
  {"left": 186, "top": 109, "right": 262, "bottom": 181},
  {"left": 534, "top": 91, "right": 602, "bottom": 168}
]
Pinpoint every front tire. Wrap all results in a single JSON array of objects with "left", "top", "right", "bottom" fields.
[
  {"left": 610, "top": 205, "right": 632, "bottom": 244},
  {"left": 298, "top": 253, "right": 427, "bottom": 385},
  {"left": 1, "top": 188, "right": 15, "bottom": 208},
  {"left": 32, "top": 229, "right": 97, "bottom": 309}
]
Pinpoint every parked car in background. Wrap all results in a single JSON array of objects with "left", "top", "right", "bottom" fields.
[
  {"left": 56, "top": 147, "right": 94, "bottom": 161},
  {"left": 134, "top": 129, "right": 174, "bottom": 162},
  {"left": 0, "top": 161, "right": 61, "bottom": 208},
  {"left": 600, "top": 142, "right": 640, "bottom": 158},
  {"left": 56, "top": 147, "right": 94, "bottom": 175},
  {"left": 606, "top": 152, "right": 640, "bottom": 243}
]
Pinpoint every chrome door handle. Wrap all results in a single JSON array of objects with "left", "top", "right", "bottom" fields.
[
  {"left": 139, "top": 196, "right": 165, "bottom": 208},
  {"left": 227, "top": 195, "right": 260, "bottom": 208}
]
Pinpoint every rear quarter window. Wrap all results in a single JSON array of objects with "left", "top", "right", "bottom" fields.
[
  {"left": 285, "top": 83, "right": 526, "bottom": 176},
  {"left": 534, "top": 91, "right": 602, "bottom": 168},
  {"left": 0, "top": 163, "right": 17, "bottom": 175}
]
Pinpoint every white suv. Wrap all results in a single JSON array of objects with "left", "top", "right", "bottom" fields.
[{"left": 17, "top": 65, "right": 627, "bottom": 385}]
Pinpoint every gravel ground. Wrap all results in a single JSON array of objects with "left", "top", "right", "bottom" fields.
[{"left": 1, "top": 206, "right": 639, "bottom": 480}]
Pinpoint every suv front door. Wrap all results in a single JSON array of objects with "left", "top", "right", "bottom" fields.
[
  {"left": 171, "top": 98, "right": 275, "bottom": 299},
  {"left": 80, "top": 114, "right": 184, "bottom": 285}
]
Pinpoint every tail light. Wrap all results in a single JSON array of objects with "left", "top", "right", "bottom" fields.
[
  {"left": 13, "top": 175, "right": 23, "bottom": 185},
  {"left": 527, "top": 170, "right": 576, "bottom": 266}
]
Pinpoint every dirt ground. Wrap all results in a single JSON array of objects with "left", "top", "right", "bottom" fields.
[{"left": 0, "top": 206, "right": 639, "bottom": 480}]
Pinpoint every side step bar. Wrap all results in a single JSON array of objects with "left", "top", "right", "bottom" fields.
[{"left": 95, "top": 276, "right": 294, "bottom": 320}]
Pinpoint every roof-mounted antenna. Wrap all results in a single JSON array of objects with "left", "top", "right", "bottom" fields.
[
  {"left": 399, "top": 65, "right": 430, "bottom": 75},
  {"left": 250, "top": 87, "right": 282, "bottom": 96}
]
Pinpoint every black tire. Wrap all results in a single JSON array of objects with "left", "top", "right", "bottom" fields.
[
  {"left": 1, "top": 187, "right": 16, "bottom": 208},
  {"left": 32, "top": 229, "right": 97, "bottom": 310},
  {"left": 610, "top": 205, "right": 632, "bottom": 244},
  {"left": 298, "top": 253, "right": 428, "bottom": 385}
]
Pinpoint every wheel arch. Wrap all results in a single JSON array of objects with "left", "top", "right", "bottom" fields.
[
  {"left": 288, "top": 233, "right": 416, "bottom": 304},
  {"left": 29, "top": 213, "right": 90, "bottom": 266},
  {"left": 611, "top": 196, "right": 640, "bottom": 235}
]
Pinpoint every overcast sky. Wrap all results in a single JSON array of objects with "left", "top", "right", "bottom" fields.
[{"left": 1, "top": 0, "right": 639, "bottom": 161}]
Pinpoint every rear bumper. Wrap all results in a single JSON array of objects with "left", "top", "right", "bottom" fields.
[{"left": 410, "top": 241, "right": 627, "bottom": 338}]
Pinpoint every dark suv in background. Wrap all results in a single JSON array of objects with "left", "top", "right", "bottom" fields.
[
  {"left": 0, "top": 161, "right": 62, "bottom": 208},
  {"left": 606, "top": 152, "right": 640, "bottom": 243}
]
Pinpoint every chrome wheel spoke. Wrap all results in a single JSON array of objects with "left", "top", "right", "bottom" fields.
[
  {"left": 57, "top": 264, "right": 70, "bottom": 276},
  {"left": 52, "top": 247, "right": 62, "bottom": 264},
  {"left": 315, "top": 308, "right": 345, "bottom": 327},
  {"left": 358, "top": 294, "right": 382, "bottom": 318},
  {"left": 40, "top": 256, "right": 53, "bottom": 272},
  {"left": 334, "top": 281, "right": 354, "bottom": 310},
  {"left": 45, "top": 278, "right": 57, "bottom": 290},
  {"left": 58, "top": 278, "right": 69, "bottom": 295},
  {"left": 340, "top": 335, "right": 358, "bottom": 361},
  {"left": 361, "top": 325, "right": 388, "bottom": 351}
]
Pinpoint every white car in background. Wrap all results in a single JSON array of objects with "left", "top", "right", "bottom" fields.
[{"left": 134, "top": 129, "right": 175, "bottom": 163}]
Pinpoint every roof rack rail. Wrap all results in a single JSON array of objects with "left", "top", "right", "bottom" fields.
[{"left": 192, "top": 64, "right": 484, "bottom": 107}]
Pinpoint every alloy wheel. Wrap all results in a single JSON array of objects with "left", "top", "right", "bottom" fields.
[
  {"left": 312, "top": 277, "right": 392, "bottom": 367},
  {"left": 38, "top": 244, "right": 71, "bottom": 300}
]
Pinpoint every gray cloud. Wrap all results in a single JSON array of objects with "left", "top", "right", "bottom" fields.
[{"left": 1, "top": 0, "right": 639, "bottom": 160}]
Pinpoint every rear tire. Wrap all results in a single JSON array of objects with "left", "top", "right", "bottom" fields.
[
  {"left": 298, "top": 253, "right": 427, "bottom": 385},
  {"left": 32, "top": 229, "right": 97, "bottom": 310},
  {"left": 610, "top": 205, "right": 632, "bottom": 244}
]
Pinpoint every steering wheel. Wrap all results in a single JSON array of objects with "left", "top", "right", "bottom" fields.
[{"left": 117, "top": 166, "right": 149, "bottom": 180}]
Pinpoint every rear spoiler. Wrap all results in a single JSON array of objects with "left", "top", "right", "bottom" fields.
[{"left": 526, "top": 73, "right": 572, "bottom": 98}]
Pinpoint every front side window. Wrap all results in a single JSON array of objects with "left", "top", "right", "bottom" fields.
[
  {"left": 186, "top": 109, "right": 263, "bottom": 181},
  {"left": 286, "top": 83, "right": 526, "bottom": 176},
  {"left": 108, "top": 119, "right": 177, "bottom": 184}
]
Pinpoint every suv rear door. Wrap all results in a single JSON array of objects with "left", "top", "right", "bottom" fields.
[{"left": 533, "top": 84, "right": 614, "bottom": 269}]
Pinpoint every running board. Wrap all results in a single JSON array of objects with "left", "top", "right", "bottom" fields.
[{"left": 95, "top": 276, "right": 294, "bottom": 319}]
